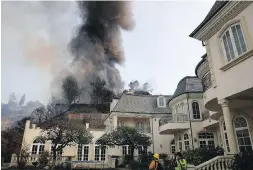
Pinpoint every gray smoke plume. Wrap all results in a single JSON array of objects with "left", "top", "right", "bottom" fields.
[
  {"left": 70, "top": 1, "right": 135, "bottom": 101},
  {"left": 2, "top": 1, "right": 134, "bottom": 103}
]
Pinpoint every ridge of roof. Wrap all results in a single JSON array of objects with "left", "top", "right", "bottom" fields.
[{"left": 189, "top": 1, "right": 229, "bottom": 38}]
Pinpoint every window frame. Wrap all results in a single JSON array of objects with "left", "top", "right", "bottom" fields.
[
  {"left": 221, "top": 120, "right": 230, "bottom": 152},
  {"left": 94, "top": 145, "right": 106, "bottom": 161},
  {"left": 77, "top": 144, "right": 90, "bottom": 161},
  {"left": 31, "top": 139, "right": 45, "bottom": 155},
  {"left": 170, "top": 140, "right": 176, "bottom": 154},
  {"left": 202, "top": 71, "right": 212, "bottom": 91},
  {"left": 233, "top": 116, "right": 253, "bottom": 153},
  {"left": 220, "top": 22, "right": 248, "bottom": 63},
  {"left": 183, "top": 133, "right": 190, "bottom": 150},
  {"left": 198, "top": 132, "right": 215, "bottom": 148},
  {"left": 157, "top": 96, "right": 166, "bottom": 108},
  {"left": 192, "top": 101, "right": 201, "bottom": 120}
]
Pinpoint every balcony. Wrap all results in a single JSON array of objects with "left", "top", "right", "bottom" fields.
[
  {"left": 159, "top": 113, "right": 190, "bottom": 135},
  {"left": 201, "top": 110, "right": 219, "bottom": 129}
]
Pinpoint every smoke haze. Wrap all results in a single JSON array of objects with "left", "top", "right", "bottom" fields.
[{"left": 2, "top": 1, "right": 134, "bottom": 103}]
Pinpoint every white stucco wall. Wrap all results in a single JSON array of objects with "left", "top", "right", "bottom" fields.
[{"left": 206, "top": 3, "right": 253, "bottom": 101}]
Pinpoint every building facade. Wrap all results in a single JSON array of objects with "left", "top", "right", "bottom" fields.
[
  {"left": 13, "top": 93, "right": 173, "bottom": 167},
  {"left": 160, "top": 1, "right": 253, "bottom": 155}
]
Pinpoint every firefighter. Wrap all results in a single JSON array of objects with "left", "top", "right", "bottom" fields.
[
  {"left": 149, "top": 153, "right": 163, "bottom": 170},
  {"left": 175, "top": 152, "right": 187, "bottom": 170}
]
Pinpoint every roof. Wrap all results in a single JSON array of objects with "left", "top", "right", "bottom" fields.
[
  {"left": 170, "top": 76, "right": 203, "bottom": 100},
  {"left": 189, "top": 1, "right": 229, "bottom": 37},
  {"left": 68, "top": 103, "right": 110, "bottom": 113},
  {"left": 68, "top": 113, "right": 109, "bottom": 129},
  {"left": 195, "top": 53, "right": 207, "bottom": 76},
  {"left": 112, "top": 94, "right": 172, "bottom": 114}
]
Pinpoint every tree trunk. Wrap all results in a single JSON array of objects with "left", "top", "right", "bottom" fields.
[
  {"left": 130, "top": 146, "right": 135, "bottom": 161},
  {"left": 51, "top": 151, "right": 57, "bottom": 170}
]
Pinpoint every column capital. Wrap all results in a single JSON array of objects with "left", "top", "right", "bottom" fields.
[{"left": 218, "top": 99, "right": 230, "bottom": 107}]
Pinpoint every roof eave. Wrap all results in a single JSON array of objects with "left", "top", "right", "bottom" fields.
[{"left": 189, "top": 1, "right": 229, "bottom": 39}]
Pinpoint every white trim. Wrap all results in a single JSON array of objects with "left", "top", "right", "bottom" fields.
[
  {"left": 197, "top": 131, "right": 215, "bottom": 148},
  {"left": 220, "top": 22, "right": 248, "bottom": 63},
  {"left": 157, "top": 96, "right": 166, "bottom": 108},
  {"left": 233, "top": 116, "right": 253, "bottom": 152},
  {"left": 77, "top": 144, "right": 90, "bottom": 161},
  {"left": 94, "top": 144, "right": 106, "bottom": 161}
]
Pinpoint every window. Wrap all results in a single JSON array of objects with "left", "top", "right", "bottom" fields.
[
  {"left": 95, "top": 145, "right": 106, "bottom": 161},
  {"left": 222, "top": 121, "right": 230, "bottom": 152},
  {"left": 171, "top": 140, "right": 176, "bottom": 154},
  {"left": 78, "top": 144, "right": 89, "bottom": 161},
  {"left": 122, "top": 145, "right": 132, "bottom": 156},
  {"left": 50, "top": 144, "right": 63, "bottom": 157},
  {"left": 202, "top": 72, "right": 212, "bottom": 91},
  {"left": 198, "top": 132, "right": 215, "bottom": 148},
  {"left": 184, "top": 134, "right": 190, "bottom": 150},
  {"left": 234, "top": 117, "right": 253, "bottom": 152},
  {"left": 109, "top": 145, "right": 115, "bottom": 148},
  {"left": 136, "top": 121, "right": 150, "bottom": 133},
  {"left": 192, "top": 102, "right": 201, "bottom": 120},
  {"left": 221, "top": 23, "right": 247, "bottom": 62},
  {"left": 32, "top": 139, "right": 45, "bottom": 155},
  {"left": 138, "top": 146, "right": 148, "bottom": 155},
  {"left": 178, "top": 135, "right": 182, "bottom": 151},
  {"left": 157, "top": 96, "right": 166, "bottom": 108}
]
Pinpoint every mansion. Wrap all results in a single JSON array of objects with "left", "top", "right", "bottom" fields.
[{"left": 12, "top": 1, "right": 253, "bottom": 169}]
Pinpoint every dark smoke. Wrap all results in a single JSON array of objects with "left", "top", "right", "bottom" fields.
[{"left": 69, "top": 1, "right": 135, "bottom": 102}]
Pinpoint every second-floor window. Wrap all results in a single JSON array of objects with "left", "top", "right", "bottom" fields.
[
  {"left": 221, "top": 23, "right": 247, "bottom": 62},
  {"left": 136, "top": 121, "right": 150, "bottom": 133},
  {"left": 192, "top": 102, "right": 201, "bottom": 120}
]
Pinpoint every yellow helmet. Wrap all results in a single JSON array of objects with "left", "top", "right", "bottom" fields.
[{"left": 153, "top": 153, "right": 159, "bottom": 159}]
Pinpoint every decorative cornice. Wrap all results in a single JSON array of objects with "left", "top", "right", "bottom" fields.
[
  {"left": 220, "top": 49, "right": 253, "bottom": 71},
  {"left": 194, "top": 1, "right": 252, "bottom": 41}
]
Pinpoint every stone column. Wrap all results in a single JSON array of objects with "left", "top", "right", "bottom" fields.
[{"left": 219, "top": 99, "right": 237, "bottom": 154}]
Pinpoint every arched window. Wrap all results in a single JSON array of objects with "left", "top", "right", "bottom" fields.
[
  {"left": 178, "top": 135, "right": 182, "bottom": 151},
  {"left": 220, "top": 23, "right": 247, "bottom": 62},
  {"left": 184, "top": 134, "right": 190, "bottom": 150},
  {"left": 192, "top": 102, "right": 201, "bottom": 120},
  {"left": 32, "top": 138, "right": 45, "bottom": 155},
  {"left": 234, "top": 117, "right": 253, "bottom": 152},
  {"left": 222, "top": 120, "right": 230, "bottom": 152},
  {"left": 78, "top": 144, "right": 89, "bottom": 161},
  {"left": 171, "top": 140, "right": 176, "bottom": 154},
  {"left": 198, "top": 132, "right": 215, "bottom": 148}
]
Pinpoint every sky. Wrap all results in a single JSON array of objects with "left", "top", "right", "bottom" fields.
[{"left": 1, "top": 1, "right": 215, "bottom": 104}]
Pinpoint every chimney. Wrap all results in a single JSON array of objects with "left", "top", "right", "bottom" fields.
[
  {"left": 25, "top": 120, "right": 31, "bottom": 129},
  {"left": 86, "top": 123, "right": 89, "bottom": 129}
]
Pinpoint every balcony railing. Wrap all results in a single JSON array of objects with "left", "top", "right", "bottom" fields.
[{"left": 159, "top": 113, "right": 189, "bottom": 127}]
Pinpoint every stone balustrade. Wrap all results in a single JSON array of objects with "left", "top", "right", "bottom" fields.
[{"left": 195, "top": 155, "right": 234, "bottom": 170}]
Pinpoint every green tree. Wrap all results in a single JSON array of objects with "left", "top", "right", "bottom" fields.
[
  {"left": 90, "top": 77, "right": 115, "bottom": 104},
  {"left": 96, "top": 126, "right": 152, "bottom": 160},
  {"left": 38, "top": 119, "right": 93, "bottom": 169}
]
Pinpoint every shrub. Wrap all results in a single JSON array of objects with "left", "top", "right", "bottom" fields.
[
  {"left": 159, "top": 153, "right": 168, "bottom": 160},
  {"left": 232, "top": 151, "right": 253, "bottom": 170},
  {"left": 38, "top": 151, "right": 49, "bottom": 168},
  {"left": 182, "top": 146, "right": 224, "bottom": 166}
]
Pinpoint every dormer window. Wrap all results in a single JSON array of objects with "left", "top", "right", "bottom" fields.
[{"left": 157, "top": 96, "right": 166, "bottom": 108}]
